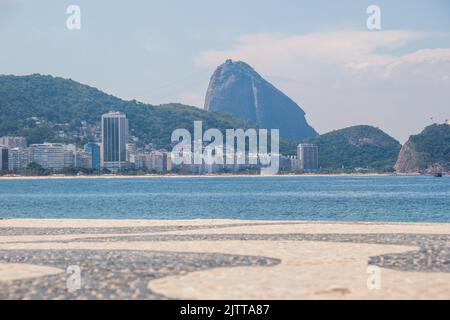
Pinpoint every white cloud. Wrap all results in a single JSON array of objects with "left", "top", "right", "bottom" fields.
[{"left": 195, "top": 31, "right": 450, "bottom": 142}]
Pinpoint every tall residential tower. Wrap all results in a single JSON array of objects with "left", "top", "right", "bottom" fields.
[
  {"left": 101, "top": 112, "right": 128, "bottom": 171},
  {"left": 0, "top": 146, "right": 8, "bottom": 171},
  {"left": 297, "top": 143, "right": 319, "bottom": 172}
]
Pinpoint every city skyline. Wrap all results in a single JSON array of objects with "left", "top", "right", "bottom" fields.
[
  {"left": 1, "top": 1, "right": 450, "bottom": 304},
  {"left": 0, "top": 110, "right": 320, "bottom": 174},
  {"left": 1, "top": 1, "right": 449, "bottom": 143}
]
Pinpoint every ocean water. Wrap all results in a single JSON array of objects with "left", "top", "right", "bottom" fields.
[{"left": 0, "top": 176, "right": 449, "bottom": 222}]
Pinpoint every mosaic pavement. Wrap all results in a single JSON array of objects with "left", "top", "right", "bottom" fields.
[{"left": 0, "top": 220, "right": 449, "bottom": 299}]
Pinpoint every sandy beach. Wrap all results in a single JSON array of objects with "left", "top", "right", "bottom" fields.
[
  {"left": 0, "top": 219, "right": 448, "bottom": 299},
  {"left": 0, "top": 173, "right": 410, "bottom": 180}
]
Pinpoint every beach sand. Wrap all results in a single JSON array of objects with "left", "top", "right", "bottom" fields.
[{"left": 0, "top": 219, "right": 448, "bottom": 299}]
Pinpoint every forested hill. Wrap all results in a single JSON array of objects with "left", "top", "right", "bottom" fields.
[
  {"left": 303, "top": 125, "right": 402, "bottom": 171},
  {"left": 395, "top": 124, "right": 450, "bottom": 173},
  {"left": 0, "top": 74, "right": 252, "bottom": 149},
  {"left": 0, "top": 74, "right": 408, "bottom": 172}
]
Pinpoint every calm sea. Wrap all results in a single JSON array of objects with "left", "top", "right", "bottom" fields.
[{"left": 0, "top": 176, "right": 449, "bottom": 222}]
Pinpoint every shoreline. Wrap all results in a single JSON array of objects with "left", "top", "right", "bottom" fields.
[
  {"left": 1, "top": 218, "right": 449, "bottom": 226},
  {"left": 0, "top": 173, "right": 424, "bottom": 180},
  {"left": 0, "top": 218, "right": 449, "bottom": 299}
]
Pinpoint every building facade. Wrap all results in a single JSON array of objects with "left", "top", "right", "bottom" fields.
[
  {"left": 0, "top": 136, "right": 27, "bottom": 149},
  {"left": 132, "top": 151, "right": 172, "bottom": 173},
  {"left": 75, "top": 150, "right": 92, "bottom": 169},
  {"left": 297, "top": 143, "right": 319, "bottom": 172},
  {"left": 63, "top": 144, "right": 76, "bottom": 168},
  {"left": 0, "top": 146, "right": 8, "bottom": 171},
  {"left": 29, "top": 143, "right": 66, "bottom": 170},
  {"left": 84, "top": 143, "right": 100, "bottom": 170},
  {"left": 101, "top": 112, "right": 129, "bottom": 171},
  {"left": 8, "top": 147, "right": 30, "bottom": 170}
]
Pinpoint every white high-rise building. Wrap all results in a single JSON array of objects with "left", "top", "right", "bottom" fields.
[
  {"left": 8, "top": 147, "right": 30, "bottom": 170},
  {"left": 0, "top": 136, "right": 27, "bottom": 149},
  {"left": 101, "top": 112, "right": 129, "bottom": 171},
  {"left": 125, "top": 143, "right": 136, "bottom": 162},
  {"left": 29, "top": 143, "right": 66, "bottom": 170},
  {"left": 64, "top": 144, "right": 76, "bottom": 168}
]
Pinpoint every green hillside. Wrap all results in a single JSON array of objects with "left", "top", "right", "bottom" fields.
[
  {"left": 303, "top": 125, "right": 402, "bottom": 171},
  {"left": 0, "top": 74, "right": 404, "bottom": 172},
  {"left": 0, "top": 74, "right": 254, "bottom": 149},
  {"left": 394, "top": 124, "right": 450, "bottom": 173}
]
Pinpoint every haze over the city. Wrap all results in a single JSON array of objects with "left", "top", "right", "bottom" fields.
[{"left": 1, "top": 0, "right": 449, "bottom": 142}]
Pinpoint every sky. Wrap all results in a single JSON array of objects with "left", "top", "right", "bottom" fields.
[{"left": 1, "top": 0, "right": 449, "bottom": 143}]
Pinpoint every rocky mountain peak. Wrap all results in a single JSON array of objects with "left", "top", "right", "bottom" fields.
[
  {"left": 204, "top": 59, "right": 317, "bottom": 141},
  {"left": 394, "top": 124, "right": 450, "bottom": 173}
]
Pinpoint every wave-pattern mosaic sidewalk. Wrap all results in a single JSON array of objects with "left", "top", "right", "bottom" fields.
[{"left": 0, "top": 219, "right": 449, "bottom": 299}]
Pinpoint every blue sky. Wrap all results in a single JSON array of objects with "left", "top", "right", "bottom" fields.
[{"left": 1, "top": 0, "right": 449, "bottom": 142}]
